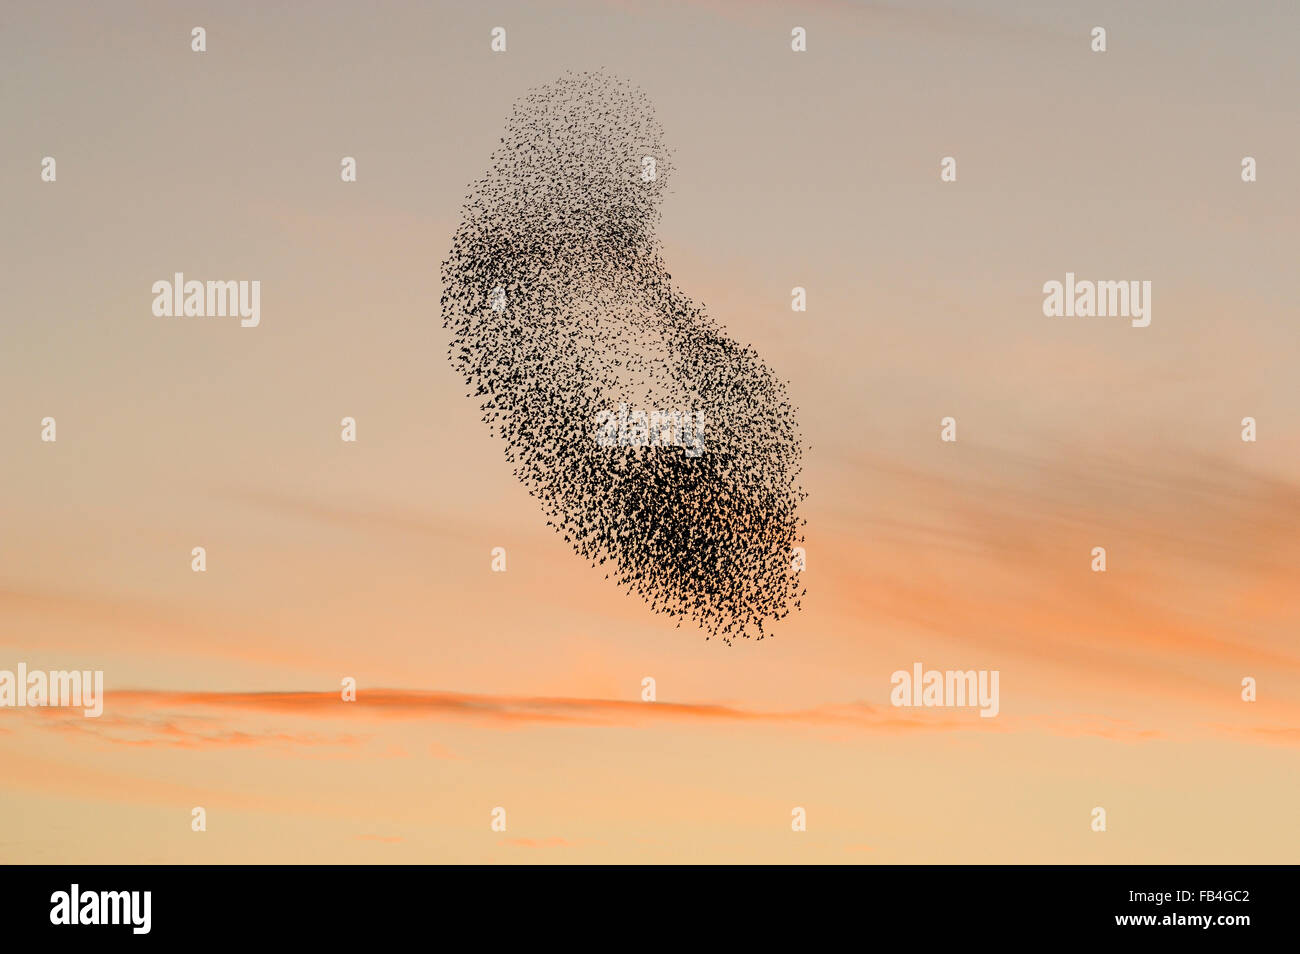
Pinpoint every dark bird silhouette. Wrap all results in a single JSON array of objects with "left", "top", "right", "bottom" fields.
[{"left": 440, "top": 71, "right": 807, "bottom": 643}]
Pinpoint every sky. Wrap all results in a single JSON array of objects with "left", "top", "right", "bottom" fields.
[{"left": 1, "top": 0, "right": 1298, "bottom": 863}]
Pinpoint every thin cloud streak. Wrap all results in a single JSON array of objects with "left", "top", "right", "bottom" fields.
[{"left": 23, "top": 685, "right": 1284, "bottom": 747}]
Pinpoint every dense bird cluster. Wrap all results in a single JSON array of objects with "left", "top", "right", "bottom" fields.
[{"left": 440, "top": 71, "right": 806, "bottom": 642}]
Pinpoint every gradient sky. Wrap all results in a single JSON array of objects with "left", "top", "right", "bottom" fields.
[{"left": 2, "top": 0, "right": 1298, "bottom": 863}]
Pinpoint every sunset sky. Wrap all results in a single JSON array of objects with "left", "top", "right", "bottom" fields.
[{"left": 2, "top": 0, "right": 1297, "bottom": 863}]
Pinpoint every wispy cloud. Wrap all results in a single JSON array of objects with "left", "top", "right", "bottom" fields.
[
  {"left": 815, "top": 440, "right": 1300, "bottom": 721},
  {"left": 92, "top": 687, "right": 980, "bottom": 732},
  {"left": 17, "top": 684, "right": 1263, "bottom": 749}
]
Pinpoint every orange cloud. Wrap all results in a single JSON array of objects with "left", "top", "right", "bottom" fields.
[
  {"left": 18, "top": 684, "right": 1277, "bottom": 751},
  {"left": 89, "top": 687, "right": 986, "bottom": 733},
  {"left": 810, "top": 441, "right": 1300, "bottom": 725}
]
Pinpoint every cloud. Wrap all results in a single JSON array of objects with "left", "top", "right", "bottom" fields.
[
  {"left": 1207, "top": 724, "right": 1300, "bottom": 746},
  {"left": 813, "top": 440, "right": 1300, "bottom": 722},
  {"left": 14, "top": 684, "right": 1243, "bottom": 751},
  {"left": 93, "top": 686, "right": 982, "bottom": 733},
  {"left": 24, "top": 706, "right": 367, "bottom": 751}
]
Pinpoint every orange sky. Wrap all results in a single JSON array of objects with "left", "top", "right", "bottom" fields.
[{"left": 1, "top": 0, "right": 1298, "bottom": 863}]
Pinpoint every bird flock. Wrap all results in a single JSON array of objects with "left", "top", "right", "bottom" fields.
[{"left": 440, "top": 71, "right": 806, "bottom": 642}]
